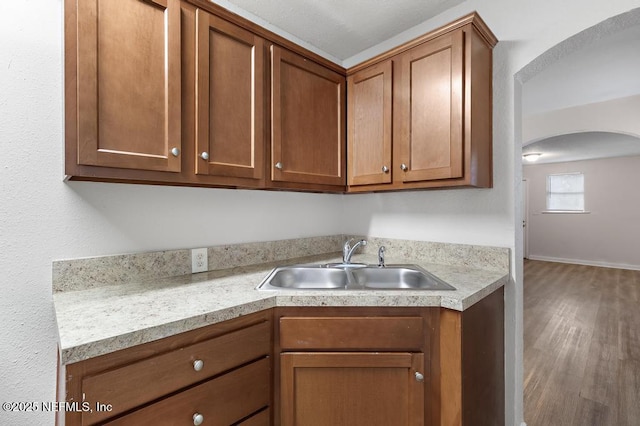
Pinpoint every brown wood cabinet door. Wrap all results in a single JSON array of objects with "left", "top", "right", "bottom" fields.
[
  {"left": 396, "top": 30, "right": 464, "bottom": 182},
  {"left": 195, "top": 9, "right": 265, "bottom": 180},
  {"left": 271, "top": 46, "right": 346, "bottom": 186},
  {"left": 75, "top": 0, "right": 181, "bottom": 172},
  {"left": 347, "top": 61, "right": 393, "bottom": 186},
  {"left": 280, "top": 352, "right": 424, "bottom": 426}
]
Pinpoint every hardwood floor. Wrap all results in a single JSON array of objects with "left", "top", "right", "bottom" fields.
[{"left": 524, "top": 260, "right": 640, "bottom": 426}]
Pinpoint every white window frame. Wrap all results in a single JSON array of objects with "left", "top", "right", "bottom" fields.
[{"left": 543, "top": 172, "right": 589, "bottom": 214}]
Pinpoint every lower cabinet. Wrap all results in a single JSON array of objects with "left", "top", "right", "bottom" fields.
[
  {"left": 280, "top": 352, "right": 424, "bottom": 426},
  {"left": 273, "top": 290, "right": 505, "bottom": 426},
  {"left": 63, "top": 310, "right": 272, "bottom": 426},
  {"left": 105, "top": 358, "right": 270, "bottom": 425},
  {"left": 274, "top": 308, "right": 434, "bottom": 426},
  {"left": 437, "top": 287, "right": 505, "bottom": 426},
  {"left": 62, "top": 291, "right": 505, "bottom": 426}
]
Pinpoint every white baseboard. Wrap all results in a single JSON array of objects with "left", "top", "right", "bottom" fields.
[{"left": 527, "top": 255, "right": 640, "bottom": 271}]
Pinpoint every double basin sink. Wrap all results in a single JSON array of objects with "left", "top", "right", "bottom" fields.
[{"left": 257, "top": 263, "right": 455, "bottom": 291}]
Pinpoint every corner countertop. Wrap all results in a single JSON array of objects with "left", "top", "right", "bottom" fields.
[{"left": 54, "top": 255, "right": 508, "bottom": 365}]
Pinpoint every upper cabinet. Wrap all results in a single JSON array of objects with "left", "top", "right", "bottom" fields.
[
  {"left": 65, "top": 2, "right": 495, "bottom": 194},
  {"left": 67, "top": 0, "right": 182, "bottom": 173},
  {"left": 396, "top": 30, "right": 464, "bottom": 183},
  {"left": 347, "top": 14, "right": 497, "bottom": 192},
  {"left": 270, "top": 46, "right": 346, "bottom": 190},
  {"left": 347, "top": 61, "right": 393, "bottom": 186},
  {"left": 194, "top": 9, "right": 265, "bottom": 184}
]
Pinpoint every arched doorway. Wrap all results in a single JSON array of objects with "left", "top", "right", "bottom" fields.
[{"left": 515, "top": 7, "right": 640, "bottom": 425}]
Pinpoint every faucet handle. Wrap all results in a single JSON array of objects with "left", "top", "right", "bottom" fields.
[
  {"left": 343, "top": 238, "right": 353, "bottom": 254},
  {"left": 378, "top": 246, "right": 386, "bottom": 267},
  {"left": 342, "top": 238, "right": 353, "bottom": 263}
]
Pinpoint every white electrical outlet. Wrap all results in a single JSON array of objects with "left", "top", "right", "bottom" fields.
[{"left": 191, "top": 248, "right": 208, "bottom": 273}]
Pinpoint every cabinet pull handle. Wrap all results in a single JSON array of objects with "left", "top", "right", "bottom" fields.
[
  {"left": 171, "top": 147, "right": 180, "bottom": 157},
  {"left": 200, "top": 152, "right": 209, "bottom": 160},
  {"left": 382, "top": 165, "right": 389, "bottom": 173},
  {"left": 193, "top": 413, "right": 204, "bottom": 425},
  {"left": 400, "top": 163, "right": 408, "bottom": 171},
  {"left": 275, "top": 162, "right": 283, "bottom": 170},
  {"left": 415, "top": 371, "right": 425, "bottom": 382},
  {"left": 193, "top": 359, "right": 204, "bottom": 372}
]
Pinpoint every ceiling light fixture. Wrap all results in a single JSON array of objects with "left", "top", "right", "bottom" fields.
[{"left": 522, "top": 153, "right": 542, "bottom": 162}]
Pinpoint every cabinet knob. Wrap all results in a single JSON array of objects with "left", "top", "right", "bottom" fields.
[
  {"left": 193, "top": 359, "right": 204, "bottom": 372},
  {"left": 382, "top": 165, "right": 389, "bottom": 173},
  {"left": 193, "top": 413, "right": 204, "bottom": 425},
  {"left": 415, "top": 371, "right": 425, "bottom": 382},
  {"left": 200, "top": 152, "right": 209, "bottom": 160},
  {"left": 171, "top": 147, "right": 180, "bottom": 157},
  {"left": 275, "top": 162, "right": 283, "bottom": 170},
  {"left": 400, "top": 163, "right": 408, "bottom": 171}
]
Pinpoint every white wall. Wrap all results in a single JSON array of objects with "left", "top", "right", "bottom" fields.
[
  {"left": 524, "top": 156, "right": 640, "bottom": 269},
  {"left": 2, "top": 0, "right": 639, "bottom": 424},
  {"left": 344, "top": 3, "right": 640, "bottom": 426},
  {"left": 0, "top": 2, "right": 344, "bottom": 424}
]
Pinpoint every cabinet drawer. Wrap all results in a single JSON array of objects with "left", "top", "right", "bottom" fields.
[
  {"left": 238, "top": 408, "right": 270, "bottom": 426},
  {"left": 279, "top": 316, "right": 424, "bottom": 350},
  {"left": 105, "top": 357, "right": 270, "bottom": 425},
  {"left": 82, "top": 321, "right": 270, "bottom": 424}
]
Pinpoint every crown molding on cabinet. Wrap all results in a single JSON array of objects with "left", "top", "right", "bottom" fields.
[{"left": 347, "top": 12, "right": 497, "bottom": 75}]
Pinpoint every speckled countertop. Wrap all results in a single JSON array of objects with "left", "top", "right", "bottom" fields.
[{"left": 54, "top": 252, "right": 508, "bottom": 365}]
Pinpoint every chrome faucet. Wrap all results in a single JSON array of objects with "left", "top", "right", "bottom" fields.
[
  {"left": 342, "top": 238, "right": 367, "bottom": 264},
  {"left": 378, "top": 246, "right": 386, "bottom": 267}
]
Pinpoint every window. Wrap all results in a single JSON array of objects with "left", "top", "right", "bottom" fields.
[{"left": 546, "top": 172, "right": 585, "bottom": 212}]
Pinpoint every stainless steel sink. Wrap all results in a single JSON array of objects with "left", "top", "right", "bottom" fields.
[
  {"left": 264, "top": 266, "right": 349, "bottom": 289},
  {"left": 257, "top": 264, "right": 455, "bottom": 291},
  {"left": 351, "top": 265, "right": 455, "bottom": 290}
]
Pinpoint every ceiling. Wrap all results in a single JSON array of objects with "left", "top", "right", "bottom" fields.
[
  {"left": 522, "top": 22, "right": 640, "bottom": 163},
  {"left": 523, "top": 132, "right": 640, "bottom": 165},
  {"left": 219, "top": 0, "right": 464, "bottom": 61}
]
